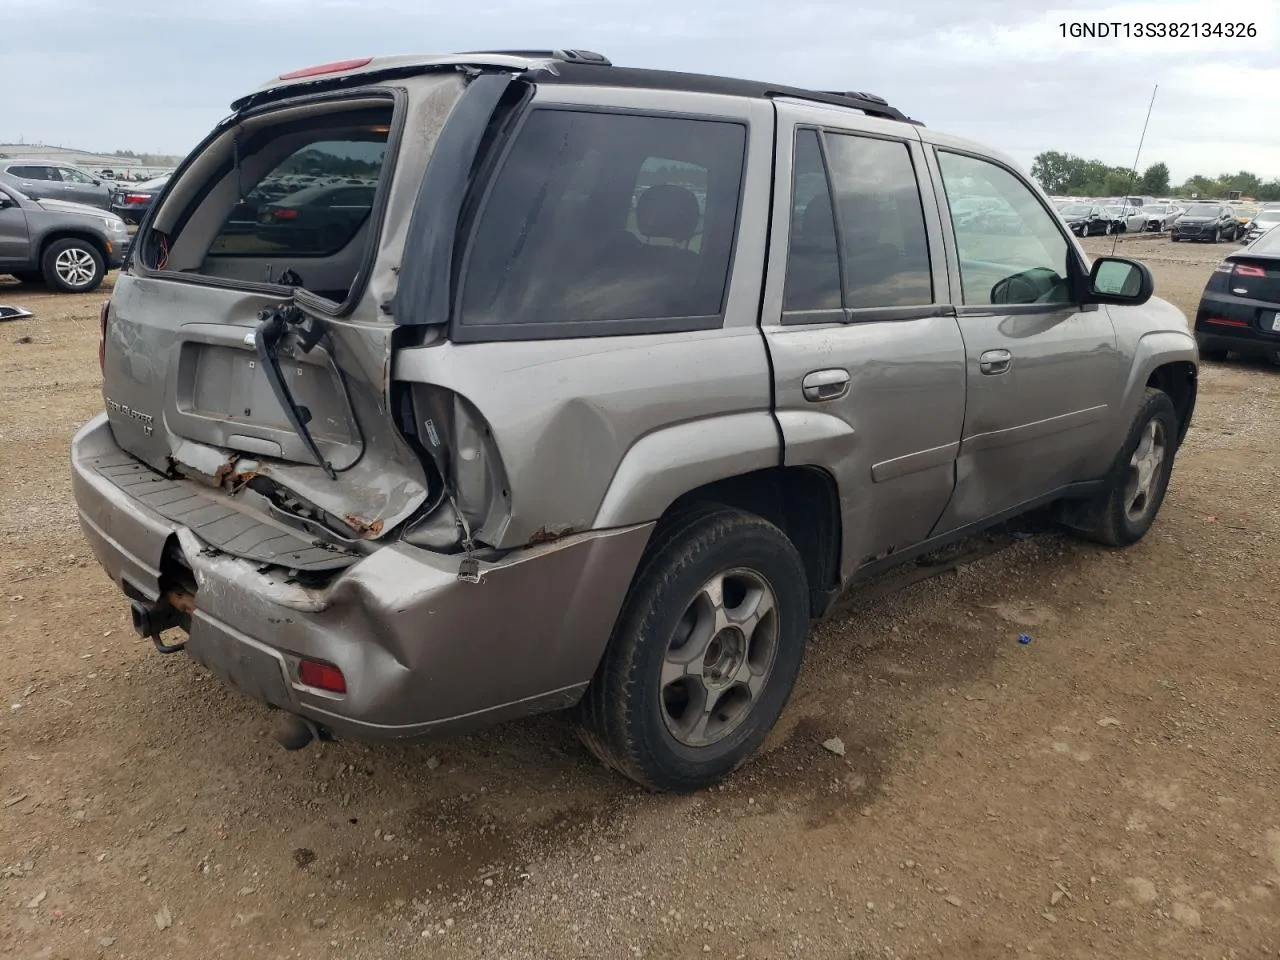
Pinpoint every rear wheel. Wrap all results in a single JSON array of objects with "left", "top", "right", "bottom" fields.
[
  {"left": 1060, "top": 389, "right": 1179, "bottom": 548},
  {"left": 41, "top": 238, "right": 104, "bottom": 293},
  {"left": 1212, "top": 227, "right": 1222, "bottom": 243},
  {"left": 1104, "top": 222, "right": 1112, "bottom": 235},
  {"left": 577, "top": 505, "right": 810, "bottom": 792}
]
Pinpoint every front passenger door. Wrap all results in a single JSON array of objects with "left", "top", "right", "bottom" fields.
[{"left": 926, "top": 146, "right": 1121, "bottom": 533}]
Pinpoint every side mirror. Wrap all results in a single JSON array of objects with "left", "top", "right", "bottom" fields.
[
  {"left": 0, "top": 194, "right": 12, "bottom": 209},
  {"left": 1088, "top": 256, "right": 1153, "bottom": 306}
]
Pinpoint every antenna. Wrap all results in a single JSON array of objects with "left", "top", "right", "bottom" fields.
[{"left": 1111, "top": 82, "right": 1159, "bottom": 257}]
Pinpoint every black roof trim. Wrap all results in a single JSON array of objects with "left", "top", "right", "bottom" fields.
[
  {"left": 523, "top": 62, "right": 920, "bottom": 124},
  {"left": 462, "top": 48, "right": 612, "bottom": 65}
]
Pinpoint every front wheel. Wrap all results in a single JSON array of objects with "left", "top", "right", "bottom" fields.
[
  {"left": 577, "top": 506, "right": 810, "bottom": 792},
  {"left": 1104, "top": 222, "right": 1112, "bottom": 236},
  {"left": 41, "top": 238, "right": 105, "bottom": 293},
  {"left": 1212, "top": 227, "right": 1222, "bottom": 243},
  {"left": 1059, "top": 389, "right": 1179, "bottom": 548}
]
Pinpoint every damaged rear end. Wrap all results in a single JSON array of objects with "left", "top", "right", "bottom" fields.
[{"left": 72, "top": 55, "right": 652, "bottom": 742}]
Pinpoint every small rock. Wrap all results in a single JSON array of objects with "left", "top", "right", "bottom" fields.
[
  {"left": 943, "top": 895, "right": 962, "bottom": 907},
  {"left": 1050, "top": 890, "right": 1064, "bottom": 906},
  {"left": 3, "top": 794, "right": 27, "bottom": 808},
  {"left": 171, "top": 825, "right": 187, "bottom": 836},
  {"left": 822, "top": 737, "right": 846, "bottom": 757},
  {"left": 154, "top": 905, "right": 173, "bottom": 930},
  {"left": 1171, "top": 902, "right": 1201, "bottom": 928},
  {"left": 483, "top": 878, "right": 494, "bottom": 887},
  {"left": 1097, "top": 717, "right": 1121, "bottom": 728},
  {"left": 311, "top": 917, "right": 327, "bottom": 929},
  {"left": 426, "top": 757, "right": 441, "bottom": 771},
  {"left": 27, "top": 890, "right": 48, "bottom": 909},
  {"left": 99, "top": 936, "right": 116, "bottom": 947},
  {"left": 238, "top": 886, "right": 256, "bottom": 896},
  {"left": 293, "top": 848, "right": 316, "bottom": 868}
]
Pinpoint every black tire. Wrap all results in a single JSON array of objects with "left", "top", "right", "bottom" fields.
[
  {"left": 576, "top": 505, "right": 810, "bottom": 792},
  {"left": 1171, "top": 236, "right": 1180, "bottom": 242},
  {"left": 1212, "top": 227, "right": 1221, "bottom": 243},
  {"left": 1059, "top": 388, "right": 1179, "bottom": 548},
  {"left": 41, "top": 238, "right": 105, "bottom": 293}
]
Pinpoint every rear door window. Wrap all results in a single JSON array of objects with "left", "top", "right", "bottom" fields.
[
  {"left": 824, "top": 132, "right": 933, "bottom": 309},
  {"left": 458, "top": 109, "right": 747, "bottom": 338},
  {"left": 207, "top": 139, "right": 387, "bottom": 257}
]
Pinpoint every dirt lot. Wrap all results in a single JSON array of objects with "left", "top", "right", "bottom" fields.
[{"left": 2, "top": 233, "right": 1279, "bottom": 960}]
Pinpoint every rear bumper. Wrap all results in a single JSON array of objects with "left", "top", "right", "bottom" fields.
[
  {"left": 1194, "top": 292, "right": 1280, "bottom": 357},
  {"left": 70, "top": 413, "right": 651, "bottom": 741}
]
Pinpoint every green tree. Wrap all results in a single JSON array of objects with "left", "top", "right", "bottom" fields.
[
  {"left": 1138, "top": 162, "right": 1170, "bottom": 195},
  {"left": 1030, "top": 151, "right": 1079, "bottom": 193}
]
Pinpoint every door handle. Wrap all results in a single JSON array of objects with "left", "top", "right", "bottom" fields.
[
  {"left": 802, "top": 368, "right": 851, "bottom": 402},
  {"left": 979, "top": 349, "right": 1013, "bottom": 375}
]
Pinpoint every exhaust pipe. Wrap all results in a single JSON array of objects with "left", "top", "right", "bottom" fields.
[{"left": 272, "top": 713, "right": 322, "bottom": 751}]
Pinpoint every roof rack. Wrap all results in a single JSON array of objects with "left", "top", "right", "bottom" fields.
[{"left": 527, "top": 62, "right": 917, "bottom": 123}]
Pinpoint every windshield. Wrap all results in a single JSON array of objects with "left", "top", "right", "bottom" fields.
[
  {"left": 1184, "top": 204, "right": 1221, "bottom": 217},
  {"left": 1256, "top": 209, "right": 1280, "bottom": 223},
  {"left": 1060, "top": 203, "right": 1092, "bottom": 216},
  {"left": 1103, "top": 206, "right": 1125, "bottom": 215},
  {"left": 1145, "top": 205, "right": 1168, "bottom": 214}
]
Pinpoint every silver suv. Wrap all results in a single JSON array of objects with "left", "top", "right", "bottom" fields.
[{"left": 71, "top": 51, "right": 1198, "bottom": 792}]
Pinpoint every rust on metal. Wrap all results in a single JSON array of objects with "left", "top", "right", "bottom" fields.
[
  {"left": 214, "top": 455, "right": 242, "bottom": 487},
  {"left": 528, "top": 524, "right": 577, "bottom": 546},
  {"left": 344, "top": 514, "right": 385, "bottom": 538},
  {"left": 163, "top": 588, "right": 196, "bottom": 615}
]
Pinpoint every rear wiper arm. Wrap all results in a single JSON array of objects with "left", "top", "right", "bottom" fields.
[{"left": 253, "top": 304, "right": 336, "bottom": 480}]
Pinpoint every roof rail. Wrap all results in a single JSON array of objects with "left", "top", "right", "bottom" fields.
[
  {"left": 463, "top": 49, "right": 612, "bottom": 66},
  {"left": 766, "top": 89, "right": 915, "bottom": 124}
]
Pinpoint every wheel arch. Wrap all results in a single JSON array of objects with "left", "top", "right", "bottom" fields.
[{"left": 39, "top": 230, "right": 110, "bottom": 266}]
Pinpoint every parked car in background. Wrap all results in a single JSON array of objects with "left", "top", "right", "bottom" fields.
[
  {"left": 0, "top": 183, "right": 129, "bottom": 292},
  {"left": 253, "top": 182, "right": 377, "bottom": 250},
  {"left": 71, "top": 50, "right": 1199, "bottom": 792},
  {"left": 0, "top": 160, "right": 115, "bottom": 211},
  {"left": 1141, "top": 203, "right": 1182, "bottom": 232},
  {"left": 1240, "top": 203, "right": 1280, "bottom": 244},
  {"left": 1171, "top": 203, "right": 1239, "bottom": 242},
  {"left": 110, "top": 174, "right": 171, "bottom": 224},
  {"left": 1058, "top": 202, "right": 1114, "bottom": 236},
  {"left": 1193, "top": 225, "right": 1280, "bottom": 364},
  {"left": 1104, "top": 204, "right": 1147, "bottom": 234},
  {"left": 1235, "top": 205, "right": 1259, "bottom": 233}
]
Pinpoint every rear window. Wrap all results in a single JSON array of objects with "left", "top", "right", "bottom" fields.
[
  {"left": 207, "top": 138, "right": 387, "bottom": 258},
  {"left": 458, "top": 109, "right": 747, "bottom": 336}
]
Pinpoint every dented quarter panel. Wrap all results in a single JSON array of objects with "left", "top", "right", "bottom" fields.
[{"left": 394, "top": 326, "right": 776, "bottom": 547}]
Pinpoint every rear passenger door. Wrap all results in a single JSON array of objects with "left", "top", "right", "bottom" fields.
[
  {"left": 760, "top": 104, "right": 967, "bottom": 581},
  {"left": 3, "top": 165, "right": 63, "bottom": 202},
  {"left": 922, "top": 139, "right": 1120, "bottom": 533}
]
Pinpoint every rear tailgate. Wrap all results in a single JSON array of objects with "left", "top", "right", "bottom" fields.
[{"left": 100, "top": 73, "right": 473, "bottom": 550}]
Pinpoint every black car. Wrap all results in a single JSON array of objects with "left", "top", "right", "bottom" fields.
[
  {"left": 110, "top": 174, "right": 170, "bottom": 225},
  {"left": 1057, "top": 202, "right": 1114, "bottom": 236},
  {"left": 1193, "top": 226, "right": 1280, "bottom": 365},
  {"left": 1171, "top": 202, "right": 1239, "bottom": 242}
]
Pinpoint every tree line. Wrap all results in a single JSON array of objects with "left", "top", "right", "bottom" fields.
[{"left": 1031, "top": 151, "right": 1280, "bottom": 201}]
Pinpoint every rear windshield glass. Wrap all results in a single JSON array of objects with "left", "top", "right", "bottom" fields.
[
  {"left": 207, "top": 139, "right": 386, "bottom": 258},
  {"left": 459, "top": 109, "right": 747, "bottom": 331}
]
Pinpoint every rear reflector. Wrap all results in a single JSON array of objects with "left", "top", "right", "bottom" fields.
[
  {"left": 279, "top": 57, "right": 373, "bottom": 80},
  {"left": 272, "top": 208, "right": 298, "bottom": 220},
  {"left": 1204, "top": 317, "right": 1250, "bottom": 328},
  {"left": 298, "top": 658, "right": 347, "bottom": 693}
]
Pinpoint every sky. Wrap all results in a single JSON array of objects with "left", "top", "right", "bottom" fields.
[{"left": 7, "top": 0, "right": 1279, "bottom": 184}]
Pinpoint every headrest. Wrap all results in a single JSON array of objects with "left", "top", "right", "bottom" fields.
[{"left": 635, "top": 184, "right": 701, "bottom": 244}]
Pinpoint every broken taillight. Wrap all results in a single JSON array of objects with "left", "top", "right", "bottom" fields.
[
  {"left": 98, "top": 299, "right": 110, "bottom": 374},
  {"left": 298, "top": 658, "right": 347, "bottom": 694}
]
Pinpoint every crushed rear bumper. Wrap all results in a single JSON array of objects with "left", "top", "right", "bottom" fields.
[{"left": 70, "top": 413, "right": 651, "bottom": 740}]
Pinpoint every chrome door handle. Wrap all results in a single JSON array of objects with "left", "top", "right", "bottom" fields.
[
  {"left": 802, "top": 368, "right": 851, "bottom": 402},
  {"left": 979, "top": 349, "right": 1012, "bottom": 375}
]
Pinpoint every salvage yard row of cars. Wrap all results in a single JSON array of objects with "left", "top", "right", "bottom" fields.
[{"left": 1051, "top": 193, "right": 1279, "bottom": 243}]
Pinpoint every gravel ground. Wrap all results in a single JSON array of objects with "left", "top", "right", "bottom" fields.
[{"left": 2, "top": 232, "right": 1278, "bottom": 960}]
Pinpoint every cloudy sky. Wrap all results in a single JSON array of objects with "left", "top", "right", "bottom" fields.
[{"left": 8, "top": 0, "right": 1278, "bottom": 183}]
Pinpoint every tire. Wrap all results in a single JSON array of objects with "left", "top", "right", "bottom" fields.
[
  {"left": 1104, "top": 222, "right": 1112, "bottom": 236},
  {"left": 1171, "top": 236, "right": 1180, "bottom": 242},
  {"left": 576, "top": 505, "right": 810, "bottom": 792},
  {"left": 1059, "top": 389, "right": 1179, "bottom": 548},
  {"left": 1212, "top": 227, "right": 1221, "bottom": 243},
  {"left": 41, "top": 238, "right": 105, "bottom": 293}
]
